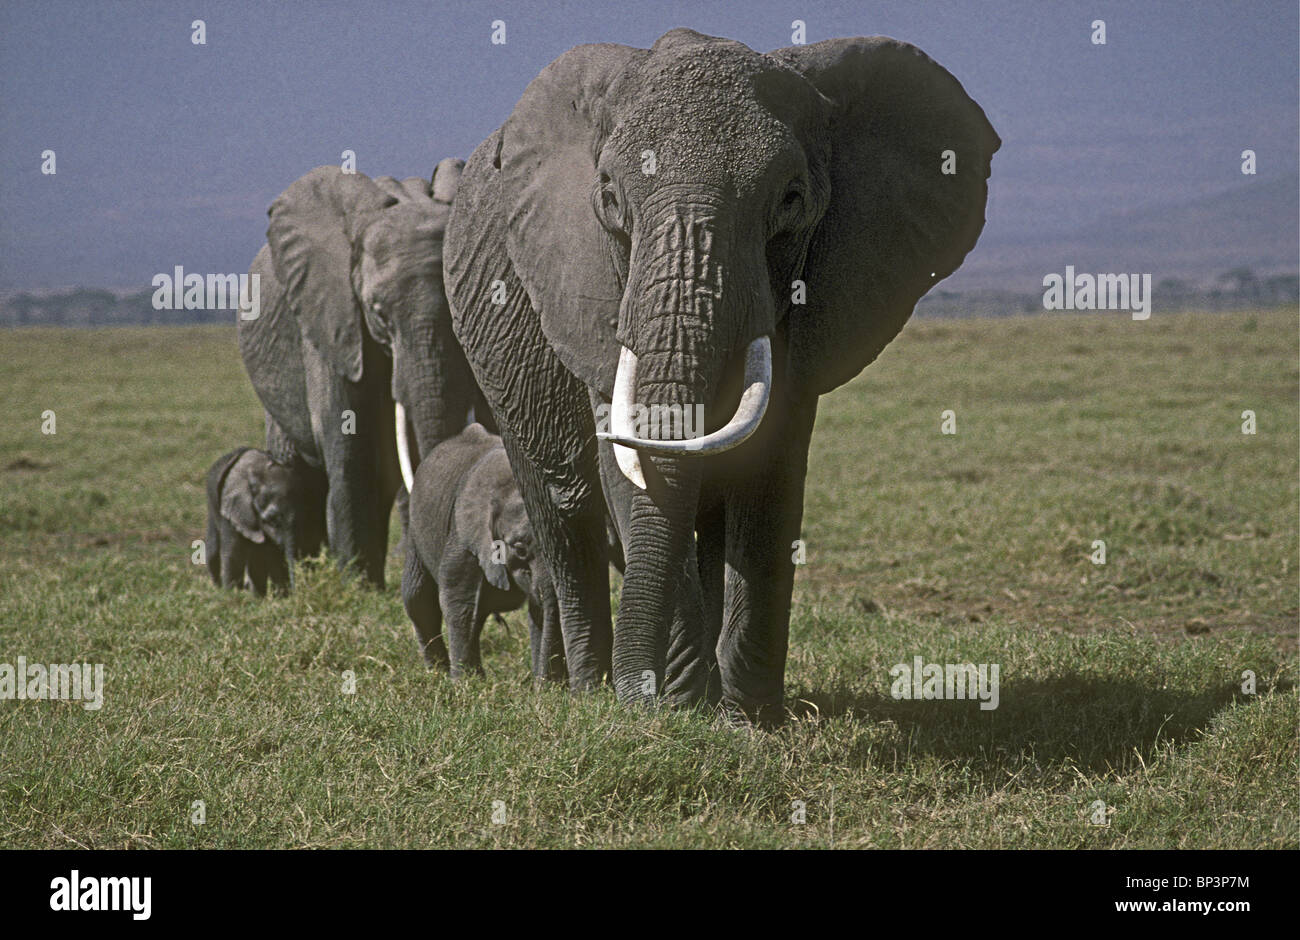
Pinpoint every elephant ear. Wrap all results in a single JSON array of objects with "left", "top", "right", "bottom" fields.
[
  {"left": 497, "top": 42, "right": 647, "bottom": 396},
  {"left": 430, "top": 158, "right": 464, "bottom": 205},
  {"left": 476, "top": 494, "right": 511, "bottom": 591},
  {"left": 771, "top": 37, "right": 1000, "bottom": 395},
  {"left": 220, "top": 452, "right": 265, "bottom": 544},
  {"left": 266, "top": 167, "right": 397, "bottom": 382}
]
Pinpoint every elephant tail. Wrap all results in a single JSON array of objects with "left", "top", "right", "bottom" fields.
[{"left": 395, "top": 402, "right": 416, "bottom": 492}]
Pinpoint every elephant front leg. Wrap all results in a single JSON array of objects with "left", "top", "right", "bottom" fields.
[
  {"left": 219, "top": 529, "right": 249, "bottom": 591},
  {"left": 305, "top": 345, "right": 388, "bottom": 587},
  {"left": 695, "top": 492, "right": 726, "bottom": 704},
  {"left": 716, "top": 395, "right": 818, "bottom": 727},
  {"left": 497, "top": 433, "right": 612, "bottom": 692},
  {"left": 598, "top": 436, "right": 711, "bottom": 707},
  {"left": 206, "top": 517, "right": 223, "bottom": 587},
  {"left": 530, "top": 595, "right": 567, "bottom": 683},
  {"left": 438, "top": 555, "right": 488, "bottom": 678}
]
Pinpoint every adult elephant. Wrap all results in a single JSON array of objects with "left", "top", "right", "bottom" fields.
[
  {"left": 239, "top": 158, "right": 482, "bottom": 587},
  {"left": 444, "top": 30, "right": 999, "bottom": 719}
]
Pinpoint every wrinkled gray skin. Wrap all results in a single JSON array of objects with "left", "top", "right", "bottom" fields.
[
  {"left": 206, "top": 447, "right": 321, "bottom": 596},
  {"left": 444, "top": 30, "right": 999, "bottom": 722},
  {"left": 238, "top": 158, "right": 486, "bottom": 587},
  {"left": 402, "top": 423, "right": 562, "bottom": 681}
]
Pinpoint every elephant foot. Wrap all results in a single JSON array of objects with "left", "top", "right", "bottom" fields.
[
  {"left": 719, "top": 697, "right": 786, "bottom": 730},
  {"left": 663, "top": 662, "right": 709, "bottom": 709}
]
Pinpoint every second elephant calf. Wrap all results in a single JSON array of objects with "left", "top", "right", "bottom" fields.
[{"left": 402, "top": 423, "right": 563, "bottom": 681}]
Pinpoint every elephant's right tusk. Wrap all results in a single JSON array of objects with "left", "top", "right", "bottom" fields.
[
  {"left": 395, "top": 401, "right": 416, "bottom": 492},
  {"left": 606, "top": 345, "right": 647, "bottom": 490}
]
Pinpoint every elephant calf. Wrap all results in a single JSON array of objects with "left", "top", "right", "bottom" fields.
[
  {"left": 206, "top": 447, "right": 309, "bottom": 596},
  {"left": 402, "top": 423, "right": 563, "bottom": 680}
]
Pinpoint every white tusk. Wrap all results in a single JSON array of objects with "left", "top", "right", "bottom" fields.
[
  {"left": 395, "top": 401, "right": 415, "bottom": 492},
  {"left": 607, "top": 345, "right": 646, "bottom": 489},
  {"left": 596, "top": 336, "right": 772, "bottom": 466}
]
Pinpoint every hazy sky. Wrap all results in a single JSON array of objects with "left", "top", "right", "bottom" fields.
[{"left": 1, "top": 0, "right": 1296, "bottom": 290}]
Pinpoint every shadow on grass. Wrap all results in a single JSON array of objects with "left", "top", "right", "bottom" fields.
[{"left": 788, "top": 674, "right": 1292, "bottom": 779}]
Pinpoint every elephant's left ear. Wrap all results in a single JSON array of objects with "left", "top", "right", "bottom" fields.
[
  {"left": 476, "top": 495, "right": 511, "bottom": 592},
  {"left": 430, "top": 158, "right": 464, "bottom": 205},
  {"left": 771, "top": 37, "right": 1000, "bottom": 395}
]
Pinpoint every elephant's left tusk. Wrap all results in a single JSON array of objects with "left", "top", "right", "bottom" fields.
[{"left": 395, "top": 401, "right": 416, "bottom": 492}]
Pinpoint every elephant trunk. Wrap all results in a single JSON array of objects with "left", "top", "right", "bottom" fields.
[
  {"left": 393, "top": 311, "right": 474, "bottom": 485},
  {"left": 609, "top": 197, "right": 769, "bottom": 703}
]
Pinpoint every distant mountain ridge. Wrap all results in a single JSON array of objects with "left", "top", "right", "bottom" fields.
[
  {"left": 947, "top": 173, "right": 1299, "bottom": 292},
  {"left": 3, "top": 174, "right": 1296, "bottom": 325}
]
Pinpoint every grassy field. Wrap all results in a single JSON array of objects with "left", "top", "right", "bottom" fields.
[{"left": 0, "top": 309, "right": 1295, "bottom": 849}]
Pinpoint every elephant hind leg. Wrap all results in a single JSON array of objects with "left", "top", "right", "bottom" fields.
[{"left": 402, "top": 548, "right": 447, "bottom": 670}]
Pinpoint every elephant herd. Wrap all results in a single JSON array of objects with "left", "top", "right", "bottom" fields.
[{"left": 203, "top": 29, "right": 998, "bottom": 726}]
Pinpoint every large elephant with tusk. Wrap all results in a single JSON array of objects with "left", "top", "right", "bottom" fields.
[
  {"left": 239, "top": 158, "right": 487, "bottom": 587},
  {"left": 444, "top": 29, "right": 999, "bottom": 720}
]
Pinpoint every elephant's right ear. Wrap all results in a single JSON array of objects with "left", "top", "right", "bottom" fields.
[
  {"left": 220, "top": 453, "right": 264, "bottom": 544},
  {"left": 476, "top": 495, "right": 511, "bottom": 591},
  {"left": 497, "top": 43, "right": 646, "bottom": 396},
  {"left": 266, "top": 167, "right": 396, "bottom": 382}
]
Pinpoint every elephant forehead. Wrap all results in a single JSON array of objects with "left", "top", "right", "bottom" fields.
[
  {"left": 614, "top": 51, "right": 803, "bottom": 189},
  {"left": 362, "top": 213, "right": 441, "bottom": 274}
]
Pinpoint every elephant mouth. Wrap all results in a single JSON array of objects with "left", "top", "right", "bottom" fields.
[{"left": 596, "top": 334, "right": 772, "bottom": 489}]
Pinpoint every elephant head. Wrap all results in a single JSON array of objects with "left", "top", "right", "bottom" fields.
[
  {"left": 465, "top": 29, "right": 998, "bottom": 700},
  {"left": 495, "top": 31, "right": 997, "bottom": 462},
  {"left": 462, "top": 447, "right": 543, "bottom": 596},
  {"left": 265, "top": 158, "right": 472, "bottom": 476},
  {"left": 220, "top": 448, "right": 300, "bottom": 585}
]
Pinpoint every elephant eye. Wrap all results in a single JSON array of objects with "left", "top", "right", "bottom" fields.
[
  {"left": 779, "top": 185, "right": 805, "bottom": 218},
  {"left": 771, "top": 181, "right": 808, "bottom": 238},
  {"left": 594, "top": 173, "right": 627, "bottom": 236}
]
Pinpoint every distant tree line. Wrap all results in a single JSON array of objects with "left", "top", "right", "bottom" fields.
[
  {"left": 0, "top": 288, "right": 230, "bottom": 327},
  {"left": 917, "top": 268, "right": 1298, "bottom": 319},
  {"left": 1, "top": 269, "right": 1296, "bottom": 327}
]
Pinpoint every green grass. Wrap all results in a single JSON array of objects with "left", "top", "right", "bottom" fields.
[{"left": 0, "top": 309, "right": 1295, "bottom": 848}]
